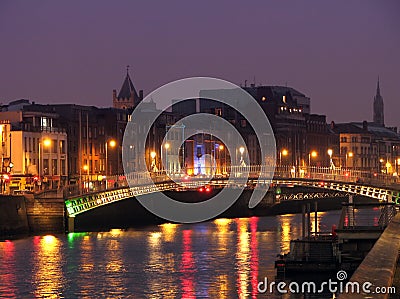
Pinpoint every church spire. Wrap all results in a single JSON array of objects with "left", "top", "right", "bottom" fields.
[
  {"left": 376, "top": 76, "right": 380, "bottom": 96},
  {"left": 373, "top": 77, "right": 384, "bottom": 126}
]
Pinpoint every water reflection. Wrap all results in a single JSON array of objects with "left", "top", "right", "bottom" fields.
[
  {"left": 250, "top": 217, "right": 259, "bottom": 299},
  {"left": 180, "top": 230, "right": 195, "bottom": 299},
  {"left": 236, "top": 218, "right": 250, "bottom": 299},
  {"left": 0, "top": 211, "right": 341, "bottom": 298},
  {"left": 33, "top": 235, "right": 64, "bottom": 298},
  {"left": 105, "top": 232, "right": 127, "bottom": 297},
  {"left": 161, "top": 223, "right": 178, "bottom": 243},
  {"left": 0, "top": 240, "right": 16, "bottom": 298},
  {"left": 280, "top": 214, "right": 295, "bottom": 252}
]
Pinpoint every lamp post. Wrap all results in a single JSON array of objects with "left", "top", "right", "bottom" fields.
[
  {"left": 327, "top": 149, "right": 333, "bottom": 168},
  {"left": 40, "top": 138, "right": 51, "bottom": 188},
  {"left": 218, "top": 144, "right": 224, "bottom": 174},
  {"left": 280, "top": 149, "right": 288, "bottom": 166},
  {"left": 105, "top": 139, "right": 116, "bottom": 189},
  {"left": 239, "top": 146, "right": 245, "bottom": 166},
  {"left": 150, "top": 151, "right": 157, "bottom": 172},
  {"left": 308, "top": 151, "right": 317, "bottom": 167},
  {"left": 164, "top": 143, "right": 170, "bottom": 173},
  {"left": 346, "top": 152, "right": 353, "bottom": 169},
  {"left": 83, "top": 164, "right": 89, "bottom": 192}
]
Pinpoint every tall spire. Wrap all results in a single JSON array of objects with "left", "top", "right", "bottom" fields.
[
  {"left": 373, "top": 76, "right": 384, "bottom": 126},
  {"left": 376, "top": 76, "right": 380, "bottom": 96}
]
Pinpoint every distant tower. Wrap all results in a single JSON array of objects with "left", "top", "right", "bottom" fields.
[
  {"left": 373, "top": 77, "right": 384, "bottom": 126},
  {"left": 113, "top": 66, "right": 143, "bottom": 109}
]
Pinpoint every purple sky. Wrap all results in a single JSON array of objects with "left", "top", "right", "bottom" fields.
[{"left": 1, "top": 1, "right": 399, "bottom": 126}]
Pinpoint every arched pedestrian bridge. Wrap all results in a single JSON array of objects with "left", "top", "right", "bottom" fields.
[{"left": 65, "top": 166, "right": 400, "bottom": 218}]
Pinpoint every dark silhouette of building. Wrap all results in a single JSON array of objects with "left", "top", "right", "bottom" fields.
[{"left": 373, "top": 78, "right": 384, "bottom": 126}]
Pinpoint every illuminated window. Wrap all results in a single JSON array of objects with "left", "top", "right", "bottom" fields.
[
  {"left": 261, "top": 96, "right": 266, "bottom": 101},
  {"left": 215, "top": 108, "right": 222, "bottom": 116},
  {"left": 283, "top": 95, "right": 286, "bottom": 103}
]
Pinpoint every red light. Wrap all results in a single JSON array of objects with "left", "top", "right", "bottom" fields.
[
  {"left": 3, "top": 174, "right": 10, "bottom": 181},
  {"left": 205, "top": 187, "right": 211, "bottom": 192},
  {"left": 199, "top": 187, "right": 204, "bottom": 192},
  {"left": 373, "top": 173, "right": 378, "bottom": 177},
  {"left": 33, "top": 176, "right": 39, "bottom": 181},
  {"left": 345, "top": 172, "right": 349, "bottom": 177}
]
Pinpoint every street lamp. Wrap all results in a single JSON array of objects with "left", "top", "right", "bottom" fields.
[
  {"left": 346, "top": 152, "right": 353, "bottom": 169},
  {"left": 280, "top": 149, "right": 288, "bottom": 165},
  {"left": 105, "top": 139, "right": 116, "bottom": 188},
  {"left": 327, "top": 149, "right": 333, "bottom": 168},
  {"left": 39, "top": 138, "right": 51, "bottom": 189},
  {"left": 164, "top": 143, "right": 170, "bottom": 172},
  {"left": 239, "top": 146, "right": 245, "bottom": 166},
  {"left": 150, "top": 151, "right": 157, "bottom": 172},
  {"left": 218, "top": 144, "right": 225, "bottom": 174},
  {"left": 308, "top": 150, "right": 317, "bottom": 167}
]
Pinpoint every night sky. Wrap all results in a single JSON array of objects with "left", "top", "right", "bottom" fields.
[{"left": 1, "top": 1, "right": 399, "bottom": 126}]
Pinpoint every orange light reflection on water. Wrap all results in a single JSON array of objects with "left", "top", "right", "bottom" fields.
[
  {"left": 0, "top": 240, "right": 16, "bottom": 298},
  {"left": 33, "top": 235, "right": 64, "bottom": 298},
  {"left": 236, "top": 218, "right": 250, "bottom": 299}
]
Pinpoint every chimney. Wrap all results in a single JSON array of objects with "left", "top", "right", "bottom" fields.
[
  {"left": 330, "top": 121, "right": 335, "bottom": 129},
  {"left": 362, "top": 121, "right": 368, "bottom": 131}
]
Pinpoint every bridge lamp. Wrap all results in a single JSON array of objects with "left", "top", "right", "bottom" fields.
[
  {"left": 150, "top": 151, "right": 156, "bottom": 159},
  {"left": 327, "top": 149, "right": 333, "bottom": 169},
  {"left": 239, "top": 146, "right": 245, "bottom": 166},
  {"left": 150, "top": 151, "right": 157, "bottom": 172}
]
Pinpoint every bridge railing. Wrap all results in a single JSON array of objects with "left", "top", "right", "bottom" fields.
[{"left": 65, "top": 164, "right": 400, "bottom": 197}]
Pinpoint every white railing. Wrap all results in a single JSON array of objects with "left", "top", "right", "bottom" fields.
[{"left": 67, "top": 165, "right": 400, "bottom": 197}]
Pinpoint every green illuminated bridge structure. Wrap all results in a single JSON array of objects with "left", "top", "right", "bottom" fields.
[{"left": 65, "top": 165, "right": 400, "bottom": 219}]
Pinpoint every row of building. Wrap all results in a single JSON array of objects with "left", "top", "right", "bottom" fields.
[{"left": 0, "top": 71, "right": 398, "bottom": 193}]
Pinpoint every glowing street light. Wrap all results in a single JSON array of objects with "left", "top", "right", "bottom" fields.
[
  {"left": 327, "top": 149, "right": 333, "bottom": 169},
  {"left": 105, "top": 139, "right": 117, "bottom": 189},
  {"left": 150, "top": 151, "right": 156, "bottom": 159},
  {"left": 83, "top": 165, "right": 89, "bottom": 171},
  {"left": 43, "top": 139, "right": 51, "bottom": 147},
  {"left": 150, "top": 151, "right": 157, "bottom": 172},
  {"left": 239, "top": 146, "right": 245, "bottom": 166},
  {"left": 346, "top": 151, "right": 354, "bottom": 168},
  {"left": 280, "top": 149, "right": 288, "bottom": 165},
  {"left": 308, "top": 150, "right": 317, "bottom": 167}
]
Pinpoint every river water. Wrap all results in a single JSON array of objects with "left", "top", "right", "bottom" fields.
[{"left": 0, "top": 211, "right": 344, "bottom": 298}]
